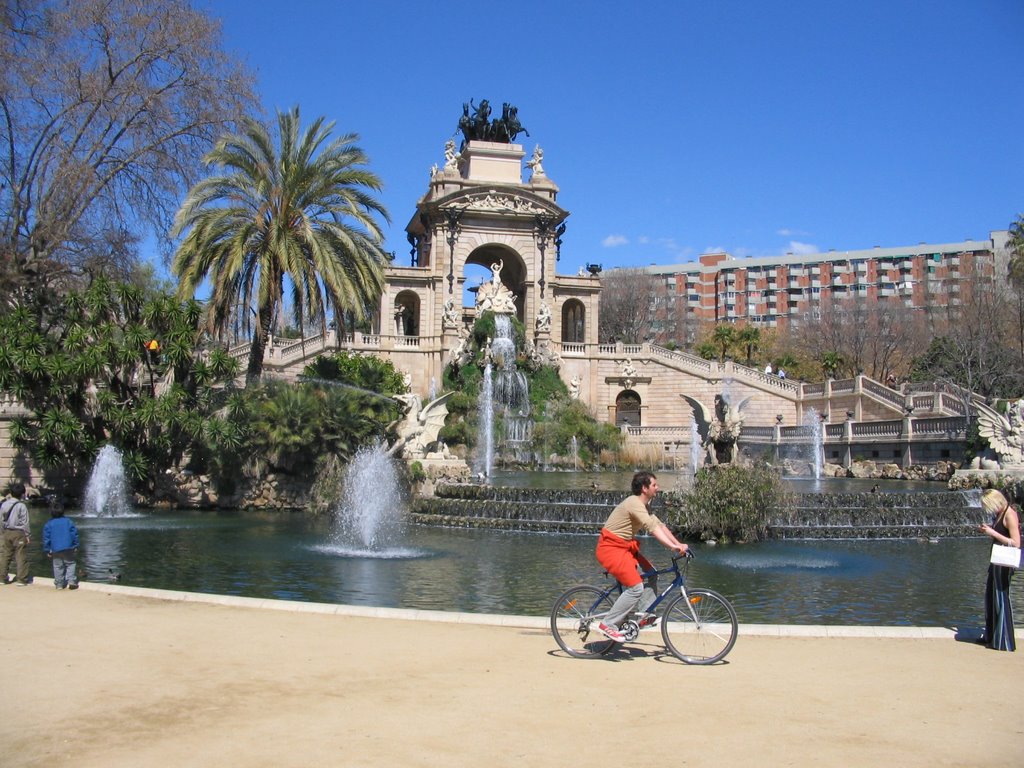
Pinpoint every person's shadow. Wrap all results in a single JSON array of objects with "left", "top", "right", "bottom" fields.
[{"left": 952, "top": 625, "right": 987, "bottom": 646}]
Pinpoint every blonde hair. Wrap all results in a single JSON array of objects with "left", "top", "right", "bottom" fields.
[{"left": 981, "top": 489, "right": 1009, "bottom": 517}]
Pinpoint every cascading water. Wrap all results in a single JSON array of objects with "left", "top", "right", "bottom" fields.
[
  {"left": 475, "top": 364, "right": 495, "bottom": 478},
  {"left": 475, "top": 314, "right": 532, "bottom": 474},
  {"left": 570, "top": 435, "right": 579, "bottom": 470},
  {"left": 326, "top": 444, "right": 418, "bottom": 558},
  {"left": 803, "top": 408, "right": 824, "bottom": 479},
  {"left": 82, "top": 445, "right": 134, "bottom": 517}
]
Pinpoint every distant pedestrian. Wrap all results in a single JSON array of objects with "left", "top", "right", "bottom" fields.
[
  {"left": 778, "top": 368, "right": 787, "bottom": 380},
  {"left": 764, "top": 363, "right": 773, "bottom": 375},
  {"left": 0, "top": 482, "right": 33, "bottom": 585},
  {"left": 42, "top": 499, "right": 79, "bottom": 590}
]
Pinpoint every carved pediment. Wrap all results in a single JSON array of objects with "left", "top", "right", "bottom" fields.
[{"left": 448, "top": 191, "right": 549, "bottom": 216}]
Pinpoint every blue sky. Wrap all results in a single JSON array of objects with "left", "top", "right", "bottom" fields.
[{"left": 201, "top": 0, "right": 1023, "bottom": 278}]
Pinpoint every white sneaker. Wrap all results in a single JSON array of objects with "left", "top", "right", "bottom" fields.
[{"left": 597, "top": 622, "right": 625, "bottom": 642}]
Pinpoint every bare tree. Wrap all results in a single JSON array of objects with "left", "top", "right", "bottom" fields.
[
  {"left": 918, "top": 264, "right": 1022, "bottom": 401},
  {"left": 796, "top": 294, "right": 928, "bottom": 380},
  {"left": 0, "top": 0, "right": 256, "bottom": 297},
  {"left": 598, "top": 267, "right": 657, "bottom": 344}
]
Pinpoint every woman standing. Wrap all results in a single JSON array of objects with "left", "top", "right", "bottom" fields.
[{"left": 979, "top": 489, "right": 1021, "bottom": 651}]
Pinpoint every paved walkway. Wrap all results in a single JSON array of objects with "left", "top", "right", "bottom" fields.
[{"left": 2, "top": 581, "right": 1021, "bottom": 768}]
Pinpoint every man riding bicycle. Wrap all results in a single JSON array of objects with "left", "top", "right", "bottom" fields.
[{"left": 595, "top": 471, "right": 688, "bottom": 642}]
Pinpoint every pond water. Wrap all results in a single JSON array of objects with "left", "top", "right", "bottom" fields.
[{"left": 32, "top": 509, "right": 1022, "bottom": 628}]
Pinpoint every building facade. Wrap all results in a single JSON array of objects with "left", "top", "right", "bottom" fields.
[{"left": 646, "top": 232, "right": 1010, "bottom": 331}]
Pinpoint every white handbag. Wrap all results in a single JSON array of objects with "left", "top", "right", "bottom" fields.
[{"left": 990, "top": 544, "right": 1021, "bottom": 569}]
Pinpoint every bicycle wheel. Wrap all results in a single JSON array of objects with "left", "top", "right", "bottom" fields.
[
  {"left": 661, "top": 588, "right": 738, "bottom": 664},
  {"left": 550, "top": 585, "right": 617, "bottom": 658}
]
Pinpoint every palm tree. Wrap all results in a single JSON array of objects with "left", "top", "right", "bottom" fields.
[
  {"left": 172, "top": 107, "right": 390, "bottom": 385},
  {"left": 821, "top": 350, "right": 844, "bottom": 379},
  {"left": 712, "top": 324, "right": 736, "bottom": 363},
  {"left": 737, "top": 325, "right": 761, "bottom": 366}
]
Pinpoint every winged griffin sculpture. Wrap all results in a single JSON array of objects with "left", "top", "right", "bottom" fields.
[
  {"left": 681, "top": 392, "right": 753, "bottom": 466},
  {"left": 972, "top": 398, "right": 1024, "bottom": 470},
  {"left": 387, "top": 392, "right": 455, "bottom": 459}
]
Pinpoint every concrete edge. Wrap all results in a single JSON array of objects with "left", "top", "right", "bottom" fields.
[{"left": 64, "top": 581, "right": 970, "bottom": 639}]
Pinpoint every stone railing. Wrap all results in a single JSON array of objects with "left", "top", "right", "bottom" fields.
[
  {"left": 939, "top": 393, "right": 967, "bottom": 415},
  {"left": 861, "top": 378, "right": 905, "bottom": 411},
  {"left": 851, "top": 420, "right": 903, "bottom": 438},
  {"left": 829, "top": 378, "right": 856, "bottom": 393},
  {"left": 912, "top": 393, "right": 935, "bottom": 411},
  {"left": 912, "top": 416, "right": 967, "bottom": 436},
  {"left": 646, "top": 344, "right": 714, "bottom": 375}
]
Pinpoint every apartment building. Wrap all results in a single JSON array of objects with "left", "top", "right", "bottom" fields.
[{"left": 645, "top": 230, "right": 1010, "bottom": 331}]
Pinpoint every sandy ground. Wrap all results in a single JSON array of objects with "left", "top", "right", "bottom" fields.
[{"left": 1, "top": 583, "right": 1022, "bottom": 768}]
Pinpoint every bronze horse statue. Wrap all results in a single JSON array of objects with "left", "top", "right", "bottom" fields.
[{"left": 457, "top": 99, "right": 528, "bottom": 146}]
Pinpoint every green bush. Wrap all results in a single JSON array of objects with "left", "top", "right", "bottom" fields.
[
  {"left": 532, "top": 399, "right": 623, "bottom": 463},
  {"left": 663, "top": 463, "right": 784, "bottom": 543}
]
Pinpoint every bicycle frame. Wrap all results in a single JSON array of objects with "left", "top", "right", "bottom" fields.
[{"left": 602, "top": 554, "right": 697, "bottom": 622}]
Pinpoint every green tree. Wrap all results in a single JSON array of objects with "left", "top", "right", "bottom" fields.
[
  {"left": 172, "top": 107, "right": 390, "bottom": 385},
  {"left": 0, "top": 277, "right": 242, "bottom": 487},
  {"left": 737, "top": 325, "right": 761, "bottom": 366},
  {"left": 712, "top": 324, "right": 736, "bottom": 363},
  {"left": 820, "top": 351, "right": 844, "bottom": 379}
]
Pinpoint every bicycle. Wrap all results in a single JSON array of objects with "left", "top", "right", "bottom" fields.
[{"left": 550, "top": 552, "right": 738, "bottom": 664}]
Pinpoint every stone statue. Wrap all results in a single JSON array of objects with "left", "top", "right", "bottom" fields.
[
  {"left": 569, "top": 374, "right": 581, "bottom": 400},
  {"left": 973, "top": 398, "right": 1024, "bottom": 469},
  {"left": 681, "top": 392, "right": 753, "bottom": 466},
  {"left": 387, "top": 392, "right": 455, "bottom": 459},
  {"left": 526, "top": 145, "right": 545, "bottom": 177},
  {"left": 443, "top": 138, "right": 460, "bottom": 171},
  {"left": 450, "top": 325, "right": 473, "bottom": 367},
  {"left": 619, "top": 358, "right": 638, "bottom": 379},
  {"left": 475, "top": 259, "right": 516, "bottom": 314},
  {"left": 442, "top": 298, "right": 460, "bottom": 328},
  {"left": 535, "top": 301, "right": 551, "bottom": 333}
]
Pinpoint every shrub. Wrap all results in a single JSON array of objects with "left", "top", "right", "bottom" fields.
[{"left": 663, "top": 463, "right": 784, "bottom": 543}]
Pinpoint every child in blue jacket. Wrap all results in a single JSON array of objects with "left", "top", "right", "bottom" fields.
[{"left": 42, "top": 501, "right": 79, "bottom": 589}]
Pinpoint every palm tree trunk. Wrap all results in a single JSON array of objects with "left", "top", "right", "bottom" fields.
[{"left": 246, "top": 303, "right": 275, "bottom": 386}]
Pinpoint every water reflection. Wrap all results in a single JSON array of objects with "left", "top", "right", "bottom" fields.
[{"left": 20, "top": 509, "right": 1020, "bottom": 628}]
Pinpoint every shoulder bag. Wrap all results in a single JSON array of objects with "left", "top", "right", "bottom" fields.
[{"left": 990, "top": 544, "right": 1021, "bottom": 569}]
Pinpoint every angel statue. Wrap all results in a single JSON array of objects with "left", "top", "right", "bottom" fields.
[
  {"left": 387, "top": 392, "right": 455, "bottom": 459},
  {"left": 681, "top": 391, "right": 753, "bottom": 466},
  {"left": 972, "top": 398, "right": 1024, "bottom": 470}
]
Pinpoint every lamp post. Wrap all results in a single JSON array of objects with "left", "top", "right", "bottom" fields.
[{"left": 145, "top": 339, "right": 160, "bottom": 396}]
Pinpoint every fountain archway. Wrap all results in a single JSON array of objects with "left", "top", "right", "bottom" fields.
[{"left": 465, "top": 245, "right": 527, "bottom": 322}]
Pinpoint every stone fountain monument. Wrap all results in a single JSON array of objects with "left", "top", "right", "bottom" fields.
[
  {"left": 950, "top": 397, "right": 1024, "bottom": 491},
  {"left": 681, "top": 388, "right": 753, "bottom": 466}
]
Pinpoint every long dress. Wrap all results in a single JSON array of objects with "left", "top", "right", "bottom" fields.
[{"left": 984, "top": 515, "right": 1016, "bottom": 652}]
